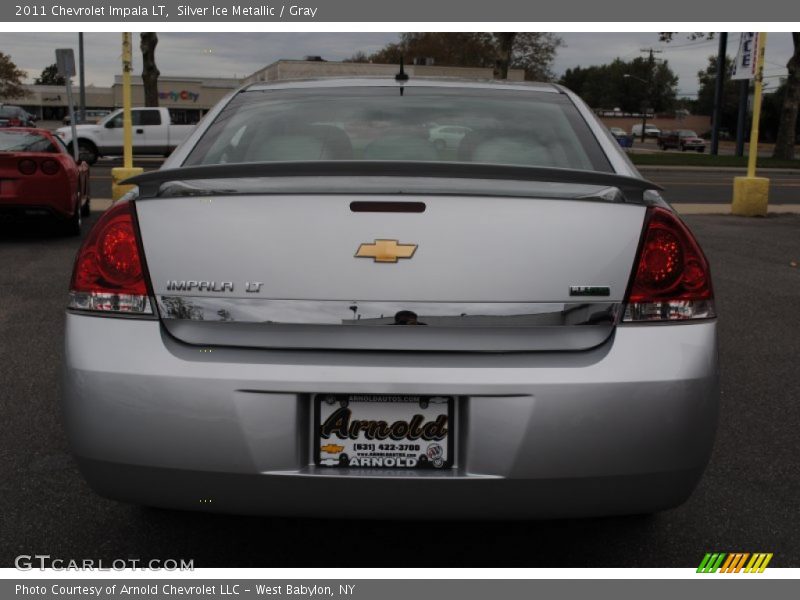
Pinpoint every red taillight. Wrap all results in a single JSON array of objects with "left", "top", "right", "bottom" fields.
[
  {"left": 18, "top": 159, "right": 37, "bottom": 175},
  {"left": 40, "top": 159, "right": 60, "bottom": 175},
  {"left": 8, "top": 118, "right": 21, "bottom": 127},
  {"left": 623, "top": 207, "right": 715, "bottom": 322},
  {"left": 68, "top": 202, "right": 152, "bottom": 314}
]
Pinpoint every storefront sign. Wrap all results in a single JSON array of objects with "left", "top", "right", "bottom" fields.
[{"left": 158, "top": 90, "right": 200, "bottom": 102}]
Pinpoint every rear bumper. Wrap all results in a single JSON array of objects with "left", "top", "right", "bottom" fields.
[{"left": 63, "top": 313, "right": 719, "bottom": 518}]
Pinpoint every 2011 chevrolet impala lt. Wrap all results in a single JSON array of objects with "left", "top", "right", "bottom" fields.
[{"left": 63, "top": 77, "right": 719, "bottom": 518}]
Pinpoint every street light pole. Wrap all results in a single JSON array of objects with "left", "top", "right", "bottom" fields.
[
  {"left": 78, "top": 33, "right": 86, "bottom": 124},
  {"left": 624, "top": 72, "right": 650, "bottom": 143},
  {"left": 735, "top": 79, "right": 749, "bottom": 156},
  {"left": 710, "top": 32, "right": 728, "bottom": 155}
]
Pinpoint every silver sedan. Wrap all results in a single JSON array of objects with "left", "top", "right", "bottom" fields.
[{"left": 63, "top": 78, "right": 718, "bottom": 519}]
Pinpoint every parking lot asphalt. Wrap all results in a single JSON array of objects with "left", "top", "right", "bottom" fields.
[{"left": 0, "top": 212, "right": 798, "bottom": 568}]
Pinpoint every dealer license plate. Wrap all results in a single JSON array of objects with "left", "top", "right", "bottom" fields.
[{"left": 315, "top": 394, "right": 453, "bottom": 469}]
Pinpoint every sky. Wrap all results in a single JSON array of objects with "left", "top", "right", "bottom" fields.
[{"left": 0, "top": 32, "right": 794, "bottom": 97}]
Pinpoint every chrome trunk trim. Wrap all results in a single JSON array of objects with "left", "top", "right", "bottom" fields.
[
  {"left": 157, "top": 297, "right": 620, "bottom": 352},
  {"left": 157, "top": 297, "right": 619, "bottom": 327}
]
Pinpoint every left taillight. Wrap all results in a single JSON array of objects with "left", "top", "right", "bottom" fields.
[{"left": 68, "top": 202, "right": 153, "bottom": 315}]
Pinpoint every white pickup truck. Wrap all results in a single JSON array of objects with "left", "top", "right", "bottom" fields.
[{"left": 56, "top": 107, "right": 197, "bottom": 165}]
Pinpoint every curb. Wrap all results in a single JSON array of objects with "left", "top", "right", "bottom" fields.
[
  {"left": 90, "top": 198, "right": 114, "bottom": 212},
  {"left": 672, "top": 203, "right": 800, "bottom": 215},
  {"left": 637, "top": 165, "right": 800, "bottom": 174}
]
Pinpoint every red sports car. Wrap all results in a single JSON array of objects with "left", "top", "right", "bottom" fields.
[{"left": 0, "top": 128, "right": 90, "bottom": 235}]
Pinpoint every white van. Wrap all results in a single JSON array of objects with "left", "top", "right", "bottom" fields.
[{"left": 631, "top": 124, "right": 661, "bottom": 138}]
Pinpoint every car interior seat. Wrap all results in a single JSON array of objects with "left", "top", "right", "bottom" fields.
[{"left": 362, "top": 135, "right": 439, "bottom": 161}]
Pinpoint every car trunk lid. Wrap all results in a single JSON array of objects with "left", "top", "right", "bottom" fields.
[{"left": 135, "top": 189, "right": 646, "bottom": 352}]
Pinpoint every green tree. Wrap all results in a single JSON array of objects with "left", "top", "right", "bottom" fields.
[
  {"left": 559, "top": 57, "right": 679, "bottom": 113},
  {"left": 34, "top": 63, "right": 65, "bottom": 86},
  {"left": 772, "top": 33, "right": 799, "bottom": 159},
  {"left": 343, "top": 51, "right": 370, "bottom": 63},
  {"left": 369, "top": 33, "right": 497, "bottom": 69},
  {"left": 695, "top": 55, "right": 739, "bottom": 130},
  {"left": 761, "top": 80, "right": 800, "bottom": 143},
  {"left": 0, "top": 52, "right": 27, "bottom": 99},
  {"left": 660, "top": 31, "right": 798, "bottom": 159},
  {"left": 511, "top": 33, "right": 564, "bottom": 81},
  {"left": 362, "top": 33, "right": 563, "bottom": 81},
  {"left": 493, "top": 32, "right": 517, "bottom": 79},
  {"left": 140, "top": 32, "right": 160, "bottom": 107}
]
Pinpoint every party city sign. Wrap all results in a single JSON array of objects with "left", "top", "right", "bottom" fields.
[{"left": 158, "top": 90, "right": 200, "bottom": 103}]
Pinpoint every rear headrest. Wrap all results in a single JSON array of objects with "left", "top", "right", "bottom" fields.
[
  {"left": 363, "top": 135, "right": 439, "bottom": 161},
  {"left": 253, "top": 125, "right": 354, "bottom": 161},
  {"left": 303, "top": 125, "right": 353, "bottom": 159},
  {"left": 252, "top": 135, "right": 328, "bottom": 161},
  {"left": 458, "top": 130, "right": 555, "bottom": 167}
]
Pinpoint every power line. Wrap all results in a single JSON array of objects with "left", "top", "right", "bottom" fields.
[{"left": 657, "top": 38, "right": 719, "bottom": 50}]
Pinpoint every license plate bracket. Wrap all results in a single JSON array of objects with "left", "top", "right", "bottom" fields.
[{"left": 314, "top": 394, "right": 454, "bottom": 469}]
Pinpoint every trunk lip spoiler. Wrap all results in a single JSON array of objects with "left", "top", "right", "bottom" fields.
[{"left": 124, "top": 161, "right": 662, "bottom": 203}]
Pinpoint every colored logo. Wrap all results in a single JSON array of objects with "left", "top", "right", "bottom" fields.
[
  {"left": 697, "top": 553, "right": 773, "bottom": 573},
  {"left": 158, "top": 90, "right": 200, "bottom": 103},
  {"left": 426, "top": 443, "right": 444, "bottom": 468},
  {"left": 355, "top": 239, "right": 417, "bottom": 263},
  {"left": 320, "top": 443, "right": 345, "bottom": 454}
]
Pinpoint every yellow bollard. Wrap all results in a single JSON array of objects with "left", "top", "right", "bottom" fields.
[
  {"left": 732, "top": 176, "right": 769, "bottom": 217},
  {"left": 110, "top": 166, "right": 144, "bottom": 202}
]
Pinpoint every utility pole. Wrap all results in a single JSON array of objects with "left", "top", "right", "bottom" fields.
[
  {"left": 78, "top": 33, "right": 86, "bottom": 124},
  {"left": 638, "top": 48, "right": 663, "bottom": 143},
  {"left": 55, "top": 49, "right": 78, "bottom": 162},
  {"left": 710, "top": 33, "right": 728, "bottom": 155},
  {"left": 735, "top": 79, "right": 749, "bottom": 156}
]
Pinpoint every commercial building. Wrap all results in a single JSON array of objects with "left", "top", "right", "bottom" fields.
[
  {"left": 243, "top": 58, "right": 525, "bottom": 84},
  {"left": 3, "top": 76, "right": 240, "bottom": 122},
  {"left": 6, "top": 84, "right": 113, "bottom": 121},
  {"left": 2, "top": 59, "right": 525, "bottom": 121}
]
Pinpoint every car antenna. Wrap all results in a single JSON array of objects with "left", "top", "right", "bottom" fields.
[{"left": 395, "top": 57, "right": 409, "bottom": 95}]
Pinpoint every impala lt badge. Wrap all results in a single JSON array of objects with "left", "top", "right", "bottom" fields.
[
  {"left": 166, "top": 280, "right": 234, "bottom": 292},
  {"left": 569, "top": 285, "right": 611, "bottom": 297},
  {"left": 355, "top": 239, "right": 417, "bottom": 263}
]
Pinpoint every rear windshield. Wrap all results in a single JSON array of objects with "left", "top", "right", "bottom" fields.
[
  {"left": 184, "top": 86, "right": 611, "bottom": 171},
  {"left": 0, "top": 131, "right": 56, "bottom": 153}
]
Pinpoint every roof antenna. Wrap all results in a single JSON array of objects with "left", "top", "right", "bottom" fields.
[{"left": 395, "top": 57, "right": 409, "bottom": 82}]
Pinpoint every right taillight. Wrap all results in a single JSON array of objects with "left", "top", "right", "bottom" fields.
[
  {"left": 622, "top": 206, "right": 715, "bottom": 322},
  {"left": 68, "top": 201, "right": 153, "bottom": 315},
  {"left": 40, "top": 159, "right": 60, "bottom": 175}
]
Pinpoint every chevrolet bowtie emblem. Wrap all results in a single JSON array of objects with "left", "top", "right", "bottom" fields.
[
  {"left": 355, "top": 239, "right": 418, "bottom": 263},
  {"left": 320, "top": 444, "right": 345, "bottom": 454}
]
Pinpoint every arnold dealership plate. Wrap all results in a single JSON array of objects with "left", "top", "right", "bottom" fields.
[{"left": 315, "top": 394, "right": 454, "bottom": 469}]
